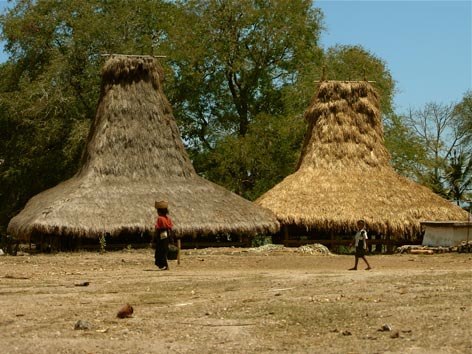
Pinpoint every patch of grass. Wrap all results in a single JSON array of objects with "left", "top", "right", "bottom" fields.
[{"left": 251, "top": 235, "right": 272, "bottom": 247}]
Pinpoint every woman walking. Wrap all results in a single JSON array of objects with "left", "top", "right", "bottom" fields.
[{"left": 154, "top": 200, "right": 173, "bottom": 270}]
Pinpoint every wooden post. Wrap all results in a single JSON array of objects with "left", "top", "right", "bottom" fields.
[
  {"left": 386, "top": 234, "right": 393, "bottom": 254},
  {"left": 177, "top": 239, "right": 181, "bottom": 265},
  {"left": 283, "top": 225, "right": 289, "bottom": 246},
  {"left": 375, "top": 234, "right": 382, "bottom": 253}
]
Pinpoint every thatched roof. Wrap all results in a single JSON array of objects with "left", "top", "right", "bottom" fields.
[
  {"left": 8, "top": 55, "right": 279, "bottom": 240},
  {"left": 256, "top": 81, "right": 467, "bottom": 238}
]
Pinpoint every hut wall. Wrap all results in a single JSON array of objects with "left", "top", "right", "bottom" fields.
[{"left": 421, "top": 222, "right": 472, "bottom": 247}]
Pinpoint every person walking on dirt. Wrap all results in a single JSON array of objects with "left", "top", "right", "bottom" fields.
[
  {"left": 154, "top": 200, "right": 173, "bottom": 270},
  {"left": 349, "top": 219, "right": 372, "bottom": 270}
]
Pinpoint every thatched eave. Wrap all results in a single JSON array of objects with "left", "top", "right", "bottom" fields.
[{"left": 9, "top": 175, "right": 279, "bottom": 241}]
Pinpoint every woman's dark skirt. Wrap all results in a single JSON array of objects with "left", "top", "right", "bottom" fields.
[{"left": 155, "top": 237, "right": 169, "bottom": 269}]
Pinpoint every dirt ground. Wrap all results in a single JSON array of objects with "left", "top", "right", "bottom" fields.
[{"left": 1, "top": 246, "right": 471, "bottom": 354}]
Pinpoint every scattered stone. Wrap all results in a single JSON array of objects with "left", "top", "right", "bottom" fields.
[
  {"left": 117, "top": 304, "right": 134, "bottom": 319},
  {"left": 379, "top": 324, "right": 392, "bottom": 332},
  {"left": 247, "top": 244, "right": 285, "bottom": 253},
  {"left": 342, "top": 330, "right": 352, "bottom": 336},
  {"left": 396, "top": 245, "right": 457, "bottom": 254},
  {"left": 365, "top": 335, "right": 378, "bottom": 340},
  {"left": 74, "top": 320, "right": 93, "bottom": 330},
  {"left": 4, "top": 274, "right": 30, "bottom": 280},
  {"left": 297, "top": 244, "right": 331, "bottom": 255},
  {"left": 396, "top": 245, "right": 422, "bottom": 254},
  {"left": 74, "top": 281, "right": 90, "bottom": 287},
  {"left": 390, "top": 331, "right": 400, "bottom": 339},
  {"left": 457, "top": 241, "right": 472, "bottom": 253},
  {"left": 410, "top": 249, "right": 434, "bottom": 255}
]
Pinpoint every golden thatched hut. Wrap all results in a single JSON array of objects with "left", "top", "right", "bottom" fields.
[
  {"left": 256, "top": 81, "right": 467, "bottom": 240},
  {"left": 7, "top": 55, "right": 279, "bottom": 247}
]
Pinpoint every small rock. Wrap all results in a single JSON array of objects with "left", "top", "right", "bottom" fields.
[
  {"left": 379, "top": 324, "right": 392, "bottom": 332},
  {"left": 117, "top": 304, "right": 134, "bottom": 319},
  {"left": 74, "top": 320, "right": 93, "bottom": 330},
  {"left": 390, "top": 331, "right": 400, "bottom": 339},
  {"left": 342, "top": 330, "right": 352, "bottom": 336},
  {"left": 74, "top": 281, "right": 90, "bottom": 287}
]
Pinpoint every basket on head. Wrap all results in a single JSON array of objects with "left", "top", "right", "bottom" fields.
[{"left": 155, "top": 200, "right": 168, "bottom": 209}]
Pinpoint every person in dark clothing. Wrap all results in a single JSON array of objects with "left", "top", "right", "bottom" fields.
[
  {"left": 349, "top": 219, "right": 372, "bottom": 270},
  {"left": 154, "top": 200, "right": 173, "bottom": 270}
]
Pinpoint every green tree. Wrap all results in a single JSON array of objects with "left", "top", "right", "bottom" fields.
[
  {"left": 448, "top": 92, "right": 472, "bottom": 204},
  {"left": 322, "top": 45, "right": 396, "bottom": 115},
  {"left": 454, "top": 90, "right": 472, "bottom": 144},
  {"left": 194, "top": 112, "right": 306, "bottom": 199},
  {"left": 0, "top": 0, "right": 398, "bottom": 235},
  {"left": 167, "top": 3, "right": 396, "bottom": 198},
  {"left": 164, "top": 0, "right": 324, "bottom": 197},
  {"left": 383, "top": 112, "right": 427, "bottom": 178},
  {"left": 168, "top": 0, "right": 323, "bottom": 148},
  {"left": 402, "top": 101, "right": 471, "bottom": 198},
  {"left": 0, "top": 0, "right": 175, "bottom": 232},
  {"left": 445, "top": 150, "right": 472, "bottom": 206}
]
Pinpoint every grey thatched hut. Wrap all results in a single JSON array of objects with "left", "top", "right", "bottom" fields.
[
  {"left": 256, "top": 81, "right": 467, "bottom": 239},
  {"left": 7, "top": 55, "right": 279, "bottom": 245}
]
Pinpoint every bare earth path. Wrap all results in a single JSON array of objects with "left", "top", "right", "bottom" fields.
[{"left": 1, "top": 248, "right": 471, "bottom": 353}]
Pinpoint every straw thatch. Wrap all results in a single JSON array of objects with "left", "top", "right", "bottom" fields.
[
  {"left": 257, "top": 81, "right": 467, "bottom": 238},
  {"left": 7, "top": 55, "right": 279, "bottom": 241}
]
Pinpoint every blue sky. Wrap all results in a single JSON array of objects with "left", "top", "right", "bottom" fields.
[
  {"left": 0, "top": 1, "right": 9, "bottom": 63},
  {"left": 316, "top": 0, "right": 471, "bottom": 112},
  {"left": 1, "top": 0, "right": 471, "bottom": 113}
]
